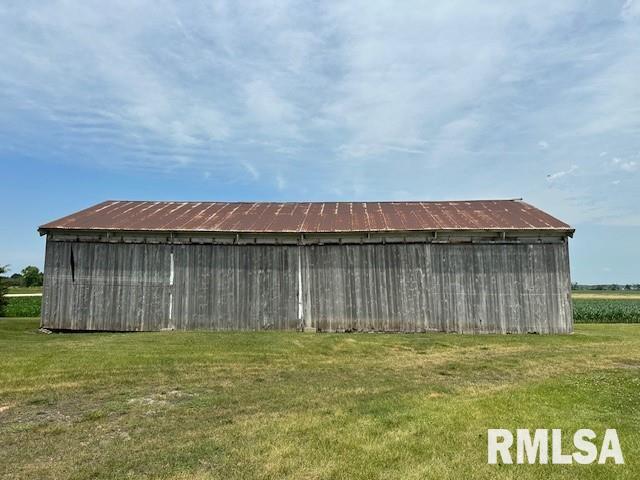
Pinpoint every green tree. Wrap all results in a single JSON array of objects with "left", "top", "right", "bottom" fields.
[
  {"left": 21, "top": 266, "right": 44, "bottom": 287},
  {"left": 0, "top": 265, "right": 8, "bottom": 316}
]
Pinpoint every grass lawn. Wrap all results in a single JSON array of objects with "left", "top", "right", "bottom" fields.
[
  {"left": 5, "top": 286, "right": 43, "bottom": 295},
  {"left": 1, "top": 319, "right": 639, "bottom": 479}
]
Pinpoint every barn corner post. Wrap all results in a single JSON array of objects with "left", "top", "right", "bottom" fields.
[
  {"left": 39, "top": 232, "right": 52, "bottom": 329},
  {"left": 564, "top": 235, "right": 574, "bottom": 334}
]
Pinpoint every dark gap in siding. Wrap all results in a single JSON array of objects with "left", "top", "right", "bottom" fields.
[{"left": 70, "top": 246, "right": 75, "bottom": 282}]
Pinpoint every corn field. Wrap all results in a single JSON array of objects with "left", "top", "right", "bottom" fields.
[{"left": 573, "top": 298, "right": 640, "bottom": 323}]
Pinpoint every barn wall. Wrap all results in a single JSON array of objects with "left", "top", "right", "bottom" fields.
[
  {"left": 41, "top": 241, "right": 172, "bottom": 331},
  {"left": 41, "top": 239, "right": 572, "bottom": 334},
  {"left": 41, "top": 241, "right": 300, "bottom": 331},
  {"left": 171, "top": 244, "right": 299, "bottom": 330},
  {"left": 302, "top": 243, "right": 572, "bottom": 334}
]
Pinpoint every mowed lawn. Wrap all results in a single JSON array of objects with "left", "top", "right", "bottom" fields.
[
  {"left": 1, "top": 319, "right": 639, "bottom": 480},
  {"left": 5, "top": 286, "right": 43, "bottom": 295}
]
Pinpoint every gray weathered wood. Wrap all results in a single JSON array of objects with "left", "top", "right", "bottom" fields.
[
  {"left": 41, "top": 242, "right": 171, "bottom": 331},
  {"left": 302, "top": 243, "right": 572, "bottom": 334},
  {"left": 41, "top": 238, "right": 572, "bottom": 334},
  {"left": 171, "top": 244, "right": 299, "bottom": 331}
]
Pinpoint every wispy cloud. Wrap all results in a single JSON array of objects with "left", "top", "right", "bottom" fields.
[
  {"left": 612, "top": 157, "right": 638, "bottom": 172},
  {"left": 0, "top": 0, "right": 639, "bottom": 225},
  {"left": 547, "top": 165, "right": 579, "bottom": 181},
  {"left": 244, "top": 79, "right": 300, "bottom": 138},
  {"left": 241, "top": 161, "right": 260, "bottom": 180},
  {"left": 275, "top": 174, "right": 287, "bottom": 191}
]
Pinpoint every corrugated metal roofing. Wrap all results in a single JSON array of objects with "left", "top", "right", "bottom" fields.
[{"left": 39, "top": 200, "right": 574, "bottom": 234}]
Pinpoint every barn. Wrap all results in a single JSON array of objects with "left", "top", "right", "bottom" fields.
[{"left": 38, "top": 199, "right": 574, "bottom": 334}]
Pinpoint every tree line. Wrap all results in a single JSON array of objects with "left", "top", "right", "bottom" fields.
[
  {"left": 572, "top": 283, "right": 640, "bottom": 291},
  {"left": 1, "top": 265, "right": 45, "bottom": 316},
  {"left": 0, "top": 265, "right": 44, "bottom": 288}
]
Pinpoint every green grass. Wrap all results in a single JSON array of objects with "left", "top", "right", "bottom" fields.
[
  {"left": 1, "top": 319, "right": 639, "bottom": 479},
  {"left": 2, "top": 296, "right": 42, "bottom": 317},
  {"left": 6, "top": 286, "right": 43, "bottom": 295}
]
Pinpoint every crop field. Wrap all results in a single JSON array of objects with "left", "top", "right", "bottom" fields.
[
  {"left": 1, "top": 318, "right": 640, "bottom": 480},
  {"left": 573, "top": 298, "right": 640, "bottom": 323},
  {"left": 1, "top": 297, "right": 41, "bottom": 318},
  {"left": 572, "top": 291, "right": 640, "bottom": 324}
]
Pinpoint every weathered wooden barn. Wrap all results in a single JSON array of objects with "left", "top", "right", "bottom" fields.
[{"left": 38, "top": 200, "right": 574, "bottom": 334}]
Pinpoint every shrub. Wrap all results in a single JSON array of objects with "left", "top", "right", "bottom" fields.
[
  {"left": 3, "top": 297, "right": 42, "bottom": 317},
  {"left": 0, "top": 265, "right": 8, "bottom": 315}
]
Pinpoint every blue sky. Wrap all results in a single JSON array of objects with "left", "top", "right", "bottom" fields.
[{"left": 1, "top": 0, "right": 639, "bottom": 283}]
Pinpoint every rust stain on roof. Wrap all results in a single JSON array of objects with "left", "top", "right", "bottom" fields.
[{"left": 39, "top": 200, "right": 574, "bottom": 234}]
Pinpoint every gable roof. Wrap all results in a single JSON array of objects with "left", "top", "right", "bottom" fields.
[{"left": 39, "top": 199, "right": 574, "bottom": 235}]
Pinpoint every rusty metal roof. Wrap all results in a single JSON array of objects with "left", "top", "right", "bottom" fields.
[{"left": 39, "top": 200, "right": 574, "bottom": 235}]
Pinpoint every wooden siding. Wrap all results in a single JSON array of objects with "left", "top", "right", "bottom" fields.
[
  {"left": 172, "top": 245, "right": 299, "bottom": 330},
  {"left": 302, "top": 243, "right": 572, "bottom": 334},
  {"left": 42, "top": 242, "right": 171, "bottom": 331},
  {"left": 41, "top": 240, "right": 572, "bottom": 334}
]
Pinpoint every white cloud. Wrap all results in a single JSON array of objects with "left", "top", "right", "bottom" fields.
[
  {"left": 0, "top": 0, "right": 638, "bottom": 226},
  {"left": 622, "top": 0, "right": 640, "bottom": 21},
  {"left": 546, "top": 165, "right": 578, "bottom": 181},
  {"left": 275, "top": 174, "right": 287, "bottom": 191},
  {"left": 244, "top": 79, "right": 300, "bottom": 138},
  {"left": 612, "top": 157, "right": 638, "bottom": 172},
  {"left": 621, "top": 160, "right": 637, "bottom": 172},
  {"left": 241, "top": 161, "right": 260, "bottom": 180}
]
